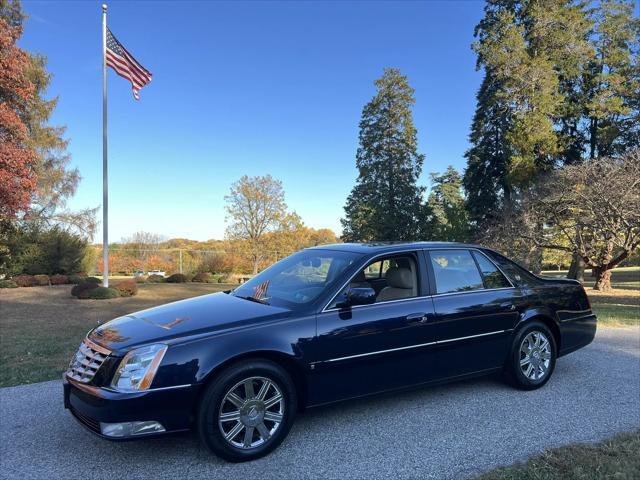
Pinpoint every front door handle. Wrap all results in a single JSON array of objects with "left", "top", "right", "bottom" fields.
[
  {"left": 499, "top": 303, "right": 516, "bottom": 311},
  {"left": 406, "top": 312, "right": 429, "bottom": 323}
]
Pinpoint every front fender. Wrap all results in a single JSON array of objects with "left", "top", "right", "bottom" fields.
[{"left": 151, "top": 314, "right": 316, "bottom": 389}]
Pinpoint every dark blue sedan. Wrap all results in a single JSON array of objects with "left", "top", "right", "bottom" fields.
[{"left": 64, "top": 242, "right": 596, "bottom": 462}]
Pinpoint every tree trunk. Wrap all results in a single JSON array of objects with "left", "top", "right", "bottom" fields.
[
  {"left": 593, "top": 267, "right": 612, "bottom": 292},
  {"left": 567, "top": 253, "right": 586, "bottom": 283}
]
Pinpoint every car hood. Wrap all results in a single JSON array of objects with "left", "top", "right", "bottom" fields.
[{"left": 88, "top": 292, "right": 291, "bottom": 352}]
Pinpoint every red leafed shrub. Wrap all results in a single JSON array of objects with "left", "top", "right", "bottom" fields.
[
  {"left": 13, "top": 274, "right": 36, "bottom": 287},
  {"left": 113, "top": 280, "right": 138, "bottom": 297},
  {"left": 49, "top": 274, "right": 69, "bottom": 285},
  {"left": 33, "top": 274, "right": 50, "bottom": 286},
  {"left": 71, "top": 282, "right": 99, "bottom": 299}
]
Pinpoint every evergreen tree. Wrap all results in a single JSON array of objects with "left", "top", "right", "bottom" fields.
[
  {"left": 463, "top": 75, "right": 512, "bottom": 228},
  {"left": 342, "top": 69, "right": 429, "bottom": 242},
  {"left": 428, "top": 166, "right": 470, "bottom": 242},
  {"left": 584, "top": 0, "right": 640, "bottom": 158}
]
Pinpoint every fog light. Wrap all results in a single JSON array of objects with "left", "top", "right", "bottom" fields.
[{"left": 100, "top": 421, "right": 165, "bottom": 437}]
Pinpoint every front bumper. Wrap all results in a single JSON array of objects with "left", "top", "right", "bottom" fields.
[{"left": 63, "top": 375, "right": 201, "bottom": 440}]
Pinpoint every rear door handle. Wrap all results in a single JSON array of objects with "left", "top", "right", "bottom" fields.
[{"left": 406, "top": 312, "right": 429, "bottom": 323}]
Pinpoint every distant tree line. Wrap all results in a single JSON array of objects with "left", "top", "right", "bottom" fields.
[{"left": 341, "top": 0, "right": 639, "bottom": 291}]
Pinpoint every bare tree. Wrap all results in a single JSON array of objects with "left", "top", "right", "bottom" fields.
[
  {"left": 120, "top": 231, "right": 165, "bottom": 260},
  {"left": 501, "top": 150, "right": 640, "bottom": 291},
  {"left": 224, "top": 175, "right": 287, "bottom": 274}
]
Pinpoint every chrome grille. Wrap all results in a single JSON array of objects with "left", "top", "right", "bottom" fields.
[{"left": 67, "top": 338, "right": 111, "bottom": 383}]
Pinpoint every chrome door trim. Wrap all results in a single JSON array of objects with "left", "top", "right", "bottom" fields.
[
  {"left": 430, "top": 287, "right": 516, "bottom": 299},
  {"left": 322, "top": 340, "right": 438, "bottom": 363},
  {"left": 436, "top": 330, "right": 506, "bottom": 344},
  {"left": 311, "top": 330, "right": 508, "bottom": 365},
  {"left": 322, "top": 294, "right": 432, "bottom": 314}
]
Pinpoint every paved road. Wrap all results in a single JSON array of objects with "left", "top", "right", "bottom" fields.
[{"left": 1, "top": 327, "right": 638, "bottom": 480}]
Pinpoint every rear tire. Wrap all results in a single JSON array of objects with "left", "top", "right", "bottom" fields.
[
  {"left": 505, "top": 321, "right": 556, "bottom": 390},
  {"left": 197, "top": 359, "right": 297, "bottom": 462}
]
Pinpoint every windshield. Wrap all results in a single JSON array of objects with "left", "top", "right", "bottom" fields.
[{"left": 231, "top": 249, "right": 362, "bottom": 308}]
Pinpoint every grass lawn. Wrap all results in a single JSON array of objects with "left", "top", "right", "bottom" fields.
[
  {"left": 0, "top": 282, "right": 234, "bottom": 388},
  {"left": 476, "top": 430, "right": 640, "bottom": 480}
]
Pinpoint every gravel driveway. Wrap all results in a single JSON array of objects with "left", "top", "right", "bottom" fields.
[{"left": 1, "top": 327, "right": 638, "bottom": 480}]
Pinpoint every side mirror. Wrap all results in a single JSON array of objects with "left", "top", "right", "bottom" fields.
[{"left": 335, "top": 287, "right": 376, "bottom": 308}]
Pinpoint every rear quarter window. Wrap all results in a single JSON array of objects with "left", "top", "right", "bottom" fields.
[{"left": 484, "top": 251, "right": 542, "bottom": 287}]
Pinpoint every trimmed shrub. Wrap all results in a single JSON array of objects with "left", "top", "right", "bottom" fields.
[
  {"left": 218, "top": 274, "right": 234, "bottom": 284},
  {"left": 113, "top": 280, "right": 138, "bottom": 297},
  {"left": 192, "top": 272, "right": 214, "bottom": 283},
  {"left": 87, "top": 287, "right": 120, "bottom": 300},
  {"left": 0, "top": 279, "right": 18, "bottom": 288},
  {"left": 71, "top": 282, "right": 99, "bottom": 299},
  {"left": 68, "top": 274, "right": 86, "bottom": 284},
  {"left": 33, "top": 274, "right": 50, "bottom": 286},
  {"left": 147, "top": 274, "right": 165, "bottom": 283},
  {"left": 50, "top": 274, "right": 69, "bottom": 285},
  {"left": 84, "top": 276, "right": 102, "bottom": 284},
  {"left": 13, "top": 274, "right": 36, "bottom": 287},
  {"left": 166, "top": 273, "right": 188, "bottom": 283},
  {"left": 134, "top": 275, "right": 148, "bottom": 284}
]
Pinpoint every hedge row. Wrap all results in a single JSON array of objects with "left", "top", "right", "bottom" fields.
[
  {"left": 1, "top": 271, "right": 235, "bottom": 290},
  {"left": 134, "top": 272, "right": 233, "bottom": 284},
  {"left": 0, "top": 273, "right": 111, "bottom": 289},
  {"left": 70, "top": 278, "right": 139, "bottom": 300}
]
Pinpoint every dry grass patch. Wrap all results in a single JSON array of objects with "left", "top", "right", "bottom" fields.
[
  {"left": 476, "top": 430, "right": 640, "bottom": 480},
  {"left": 0, "top": 283, "right": 233, "bottom": 387}
]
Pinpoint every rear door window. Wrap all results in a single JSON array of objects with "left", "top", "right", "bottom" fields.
[
  {"left": 472, "top": 251, "right": 511, "bottom": 289},
  {"left": 429, "top": 250, "right": 484, "bottom": 294}
]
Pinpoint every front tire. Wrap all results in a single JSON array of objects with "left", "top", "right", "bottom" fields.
[
  {"left": 197, "top": 359, "right": 297, "bottom": 462},
  {"left": 505, "top": 321, "right": 556, "bottom": 390}
]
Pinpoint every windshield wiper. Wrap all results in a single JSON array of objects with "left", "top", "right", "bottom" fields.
[{"left": 235, "top": 294, "right": 270, "bottom": 305}]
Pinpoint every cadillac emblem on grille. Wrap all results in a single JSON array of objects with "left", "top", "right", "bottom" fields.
[{"left": 66, "top": 338, "right": 111, "bottom": 383}]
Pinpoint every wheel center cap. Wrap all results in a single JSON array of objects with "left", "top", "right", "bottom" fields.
[{"left": 240, "top": 400, "right": 265, "bottom": 427}]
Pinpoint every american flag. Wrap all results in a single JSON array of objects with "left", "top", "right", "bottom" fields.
[
  {"left": 253, "top": 280, "right": 270, "bottom": 300},
  {"left": 106, "top": 28, "right": 152, "bottom": 100}
]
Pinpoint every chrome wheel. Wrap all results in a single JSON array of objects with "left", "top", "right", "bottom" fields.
[
  {"left": 218, "top": 376, "right": 285, "bottom": 449},
  {"left": 519, "top": 331, "right": 552, "bottom": 381}
]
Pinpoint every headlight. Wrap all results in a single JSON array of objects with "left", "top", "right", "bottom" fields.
[{"left": 111, "top": 344, "right": 167, "bottom": 392}]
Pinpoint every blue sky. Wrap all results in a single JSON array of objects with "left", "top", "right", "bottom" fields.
[{"left": 20, "top": 0, "right": 485, "bottom": 242}]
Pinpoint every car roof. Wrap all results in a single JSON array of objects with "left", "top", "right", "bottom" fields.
[{"left": 307, "top": 241, "right": 485, "bottom": 255}]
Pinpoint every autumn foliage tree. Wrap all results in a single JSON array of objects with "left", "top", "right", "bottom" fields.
[
  {"left": 224, "top": 175, "right": 288, "bottom": 274},
  {"left": 0, "top": 11, "right": 37, "bottom": 220}
]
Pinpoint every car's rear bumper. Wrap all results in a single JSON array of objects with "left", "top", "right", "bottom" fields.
[
  {"left": 63, "top": 375, "right": 201, "bottom": 440},
  {"left": 558, "top": 313, "right": 597, "bottom": 357}
]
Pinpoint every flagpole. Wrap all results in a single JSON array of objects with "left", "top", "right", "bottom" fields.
[{"left": 102, "top": 4, "right": 109, "bottom": 288}]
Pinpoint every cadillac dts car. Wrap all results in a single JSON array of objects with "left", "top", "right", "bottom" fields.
[{"left": 64, "top": 242, "right": 596, "bottom": 462}]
